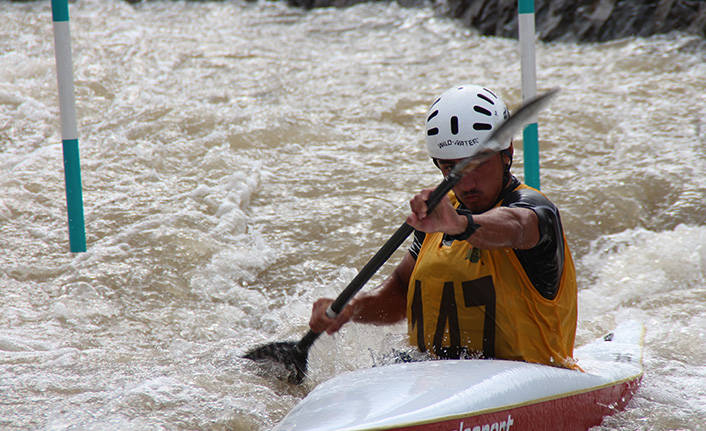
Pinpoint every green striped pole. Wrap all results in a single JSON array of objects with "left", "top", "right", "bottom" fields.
[
  {"left": 518, "top": 0, "right": 540, "bottom": 189},
  {"left": 51, "top": 0, "right": 86, "bottom": 252}
]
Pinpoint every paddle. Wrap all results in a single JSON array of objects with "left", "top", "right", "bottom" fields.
[{"left": 244, "top": 88, "right": 560, "bottom": 384}]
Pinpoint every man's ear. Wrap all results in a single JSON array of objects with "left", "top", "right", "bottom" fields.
[{"left": 505, "top": 141, "right": 514, "bottom": 161}]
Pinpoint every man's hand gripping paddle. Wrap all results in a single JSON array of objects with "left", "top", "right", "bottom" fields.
[{"left": 243, "top": 88, "right": 560, "bottom": 384}]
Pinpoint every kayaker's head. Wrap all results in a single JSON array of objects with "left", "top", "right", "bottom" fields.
[{"left": 424, "top": 85, "right": 513, "bottom": 213}]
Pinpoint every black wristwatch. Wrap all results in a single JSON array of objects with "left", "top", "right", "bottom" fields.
[{"left": 449, "top": 209, "right": 480, "bottom": 242}]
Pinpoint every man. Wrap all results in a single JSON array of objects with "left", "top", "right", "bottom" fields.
[{"left": 309, "top": 85, "right": 578, "bottom": 369}]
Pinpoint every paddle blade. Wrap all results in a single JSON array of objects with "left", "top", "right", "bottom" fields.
[
  {"left": 485, "top": 87, "right": 560, "bottom": 154},
  {"left": 450, "top": 88, "right": 561, "bottom": 176},
  {"left": 243, "top": 341, "right": 309, "bottom": 384}
]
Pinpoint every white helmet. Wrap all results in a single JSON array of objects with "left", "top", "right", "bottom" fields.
[{"left": 425, "top": 85, "right": 510, "bottom": 160}]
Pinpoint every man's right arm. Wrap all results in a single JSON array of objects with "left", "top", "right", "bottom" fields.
[{"left": 309, "top": 252, "right": 415, "bottom": 335}]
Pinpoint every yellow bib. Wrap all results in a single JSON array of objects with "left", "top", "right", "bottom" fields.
[{"left": 407, "top": 185, "right": 578, "bottom": 369}]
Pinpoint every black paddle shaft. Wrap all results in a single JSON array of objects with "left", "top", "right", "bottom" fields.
[{"left": 296, "top": 173, "right": 460, "bottom": 352}]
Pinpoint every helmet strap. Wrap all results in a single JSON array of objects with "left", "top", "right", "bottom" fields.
[{"left": 501, "top": 149, "right": 513, "bottom": 185}]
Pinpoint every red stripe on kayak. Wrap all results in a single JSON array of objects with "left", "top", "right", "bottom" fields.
[{"left": 389, "top": 376, "right": 642, "bottom": 431}]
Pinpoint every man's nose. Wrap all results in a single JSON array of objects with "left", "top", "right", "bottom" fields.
[{"left": 459, "top": 170, "right": 478, "bottom": 190}]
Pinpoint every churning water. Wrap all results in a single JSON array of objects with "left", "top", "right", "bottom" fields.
[{"left": 2, "top": 0, "right": 706, "bottom": 429}]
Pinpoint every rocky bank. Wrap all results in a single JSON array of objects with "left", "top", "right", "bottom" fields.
[{"left": 284, "top": 0, "right": 706, "bottom": 43}]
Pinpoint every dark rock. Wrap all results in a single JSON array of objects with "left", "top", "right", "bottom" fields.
[
  {"left": 434, "top": 0, "right": 706, "bottom": 42},
  {"left": 287, "top": 0, "right": 385, "bottom": 9},
  {"left": 279, "top": 0, "right": 706, "bottom": 42}
]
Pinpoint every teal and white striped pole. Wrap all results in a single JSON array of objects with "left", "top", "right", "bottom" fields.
[
  {"left": 51, "top": 0, "right": 86, "bottom": 252},
  {"left": 518, "top": 0, "right": 540, "bottom": 189}
]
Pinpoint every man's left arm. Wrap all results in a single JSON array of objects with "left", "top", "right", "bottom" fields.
[
  {"left": 460, "top": 206, "right": 540, "bottom": 250},
  {"left": 406, "top": 188, "right": 540, "bottom": 250}
]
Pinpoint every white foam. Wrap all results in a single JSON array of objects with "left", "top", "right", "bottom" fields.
[{"left": 579, "top": 224, "right": 706, "bottom": 321}]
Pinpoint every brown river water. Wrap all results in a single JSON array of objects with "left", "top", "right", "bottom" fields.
[{"left": 2, "top": 0, "right": 706, "bottom": 429}]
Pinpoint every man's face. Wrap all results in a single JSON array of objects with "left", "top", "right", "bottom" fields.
[{"left": 436, "top": 152, "right": 507, "bottom": 213}]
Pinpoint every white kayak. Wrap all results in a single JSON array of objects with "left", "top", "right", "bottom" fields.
[{"left": 272, "top": 320, "right": 644, "bottom": 431}]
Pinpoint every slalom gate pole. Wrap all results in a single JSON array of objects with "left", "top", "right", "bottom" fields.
[
  {"left": 51, "top": 0, "right": 86, "bottom": 252},
  {"left": 518, "top": 0, "right": 540, "bottom": 189}
]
